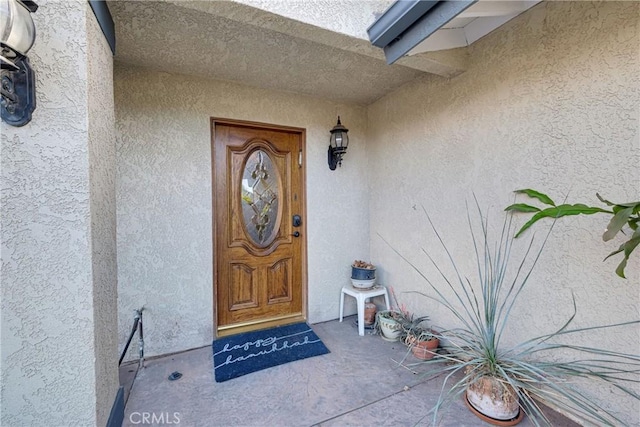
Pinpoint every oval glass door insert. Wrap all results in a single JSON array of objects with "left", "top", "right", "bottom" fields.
[{"left": 241, "top": 149, "right": 280, "bottom": 246}]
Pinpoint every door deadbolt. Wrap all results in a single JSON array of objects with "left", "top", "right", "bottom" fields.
[{"left": 293, "top": 215, "right": 302, "bottom": 227}]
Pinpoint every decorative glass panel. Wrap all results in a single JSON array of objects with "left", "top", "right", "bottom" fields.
[{"left": 241, "top": 150, "right": 280, "bottom": 246}]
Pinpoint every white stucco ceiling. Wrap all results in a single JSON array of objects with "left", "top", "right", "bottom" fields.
[
  {"left": 109, "top": 0, "right": 424, "bottom": 106},
  {"left": 109, "top": 1, "right": 540, "bottom": 105}
]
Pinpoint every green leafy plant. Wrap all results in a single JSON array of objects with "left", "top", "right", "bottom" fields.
[
  {"left": 505, "top": 189, "right": 640, "bottom": 278},
  {"left": 382, "top": 201, "right": 639, "bottom": 426},
  {"left": 400, "top": 315, "right": 431, "bottom": 339}
]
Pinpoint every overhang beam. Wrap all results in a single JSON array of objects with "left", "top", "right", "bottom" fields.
[
  {"left": 368, "top": 0, "right": 477, "bottom": 64},
  {"left": 368, "top": 0, "right": 439, "bottom": 48}
]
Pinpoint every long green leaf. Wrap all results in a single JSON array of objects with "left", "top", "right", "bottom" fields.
[
  {"left": 596, "top": 193, "right": 615, "bottom": 206},
  {"left": 603, "top": 207, "right": 634, "bottom": 241},
  {"left": 597, "top": 193, "right": 640, "bottom": 209},
  {"left": 623, "top": 228, "right": 640, "bottom": 257},
  {"left": 514, "top": 189, "right": 556, "bottom": 206},
  {"left": 504, "top": 203, "right": 541, "bottom": 213},
  {"left": 605, "top": 228, "right": 640, "bottom": 278},
  {"left": 514, "top": 204, "right": 610, "bottom": 238},
  {"left": 604, "top": 243, "right": 625, "bottom": 260}
]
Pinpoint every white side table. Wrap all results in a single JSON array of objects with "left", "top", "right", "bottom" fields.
[{"left": 339, "top": 285, "right": 391, "bottom": 336}]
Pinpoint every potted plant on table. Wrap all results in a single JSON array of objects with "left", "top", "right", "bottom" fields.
[{"left": 382, "top": 201, "right": 639, "bottom": 426}]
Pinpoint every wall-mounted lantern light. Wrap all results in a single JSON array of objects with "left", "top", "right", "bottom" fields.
[
  {"left": 328, "top": 116, "right": 349, "bottom": 170},
  {"left": 1, "top": 0, "right": 38, "bottom": 127}
]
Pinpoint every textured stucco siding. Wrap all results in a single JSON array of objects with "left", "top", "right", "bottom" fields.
[
  {"left": 367, "top": 1, "right": 639, "bottom": 424},
  {"left": 87, "top": 3, "right": 119, "bottom": 426},
  {"left": 1, "top": 1, "right": 118, "bottom": 425},
  {"left": 114, "top": 66, "right": 369, "bottom": 360}
]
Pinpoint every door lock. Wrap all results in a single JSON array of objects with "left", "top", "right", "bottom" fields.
[{"left": 292, "top": 215, "right": 302, "bottom": 227}]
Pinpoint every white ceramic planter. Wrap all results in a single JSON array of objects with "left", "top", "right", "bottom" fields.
[{"left": 377, "top": 310, "right": 402, "bottom": 342}]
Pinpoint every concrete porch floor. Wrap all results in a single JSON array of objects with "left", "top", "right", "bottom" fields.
[{"left": 120, "top": 318, "right": 579, "bottom": 426}]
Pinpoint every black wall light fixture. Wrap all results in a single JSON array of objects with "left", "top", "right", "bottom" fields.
[
  {"left": 328, "top": 116, "right": 349, "bottom": 170},
  {"left": 1, "top": 0, "right": 38, "bottom": 127}
]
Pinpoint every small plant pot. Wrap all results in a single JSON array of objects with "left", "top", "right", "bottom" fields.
[
  {"left": 409, "top": 337, "right": 440, "bottom": 360},
  {"left": 351, "top": 266, "right": 376, "bottom": 280},
  {"left": 364, "top": 302, "right": 377, "bottom": 325},
  {"left": 376, "top": 310, "right": 402, "bottom": 341}
]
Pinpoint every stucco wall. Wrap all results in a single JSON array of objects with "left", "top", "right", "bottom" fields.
[
  {"left": 114, "top": 65, "right": 369, "bottom": 360},
  {"left": 367, "top": 1, "right": 639, "bottom": 424},
  {"left": 87, "top": 3, "right": 119, "bottom": 426},
  {"left": 0, "top": 1, "right": 118, "bottom": 425}
]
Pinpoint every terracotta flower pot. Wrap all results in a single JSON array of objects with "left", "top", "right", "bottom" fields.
[
  {"left": 364, "top": 302, "right": 377, "bottom": 325},
  {"left": 466, "top": 375, "right": 521, "bottom": 425},
  {"left": 408, "top": 336, "right": 440, "bottom": 360}
]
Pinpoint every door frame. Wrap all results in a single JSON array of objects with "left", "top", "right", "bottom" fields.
[{"left": 210, "top": 117, "right": 308, "bottom": 337}]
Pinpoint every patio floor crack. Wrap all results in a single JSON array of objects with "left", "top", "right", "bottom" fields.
[{"left": 311, "top": 384, "right": 419, "bottom": 426}]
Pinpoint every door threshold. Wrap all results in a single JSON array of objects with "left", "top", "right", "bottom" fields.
[{"left": 216, "top": 313, "right": 305, "bottom": 337}]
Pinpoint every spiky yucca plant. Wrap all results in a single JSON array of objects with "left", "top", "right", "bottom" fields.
[{"left": 383, "top": 201, "right": 639, "bottom": 426}]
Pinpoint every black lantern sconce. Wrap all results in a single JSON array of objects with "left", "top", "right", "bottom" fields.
[
  {"left": 328, "top": 116, "right": 349, "bottom": 170},
  {"left": 1, "top": 0, "right": 38, "bottom": 127}
]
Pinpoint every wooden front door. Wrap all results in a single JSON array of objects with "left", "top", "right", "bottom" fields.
[{"left": 212, "top": 118, "right": 306, "bottom": 337}]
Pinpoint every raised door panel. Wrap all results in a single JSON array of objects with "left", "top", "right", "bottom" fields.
[
  {"left": 228, "top": 263, "right": 258, "bottom": 311},
  {"left": 267, "top": 258, "right": 292, "bottom": 304}
]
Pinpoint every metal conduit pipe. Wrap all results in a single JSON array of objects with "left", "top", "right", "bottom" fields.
[
  {"left": 119, "top": 307, "right": 144, "bottom": 367},
  {"left": 137, "top": 307, "right": 144, "bottom": 368}
]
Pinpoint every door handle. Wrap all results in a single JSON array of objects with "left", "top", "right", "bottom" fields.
[{"left": 291, "top": 231, "right": 300, "bottom": 238}]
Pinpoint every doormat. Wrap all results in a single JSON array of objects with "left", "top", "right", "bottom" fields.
[{"left": 212, "top": 322, "right": 330, "bottom": 382}]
